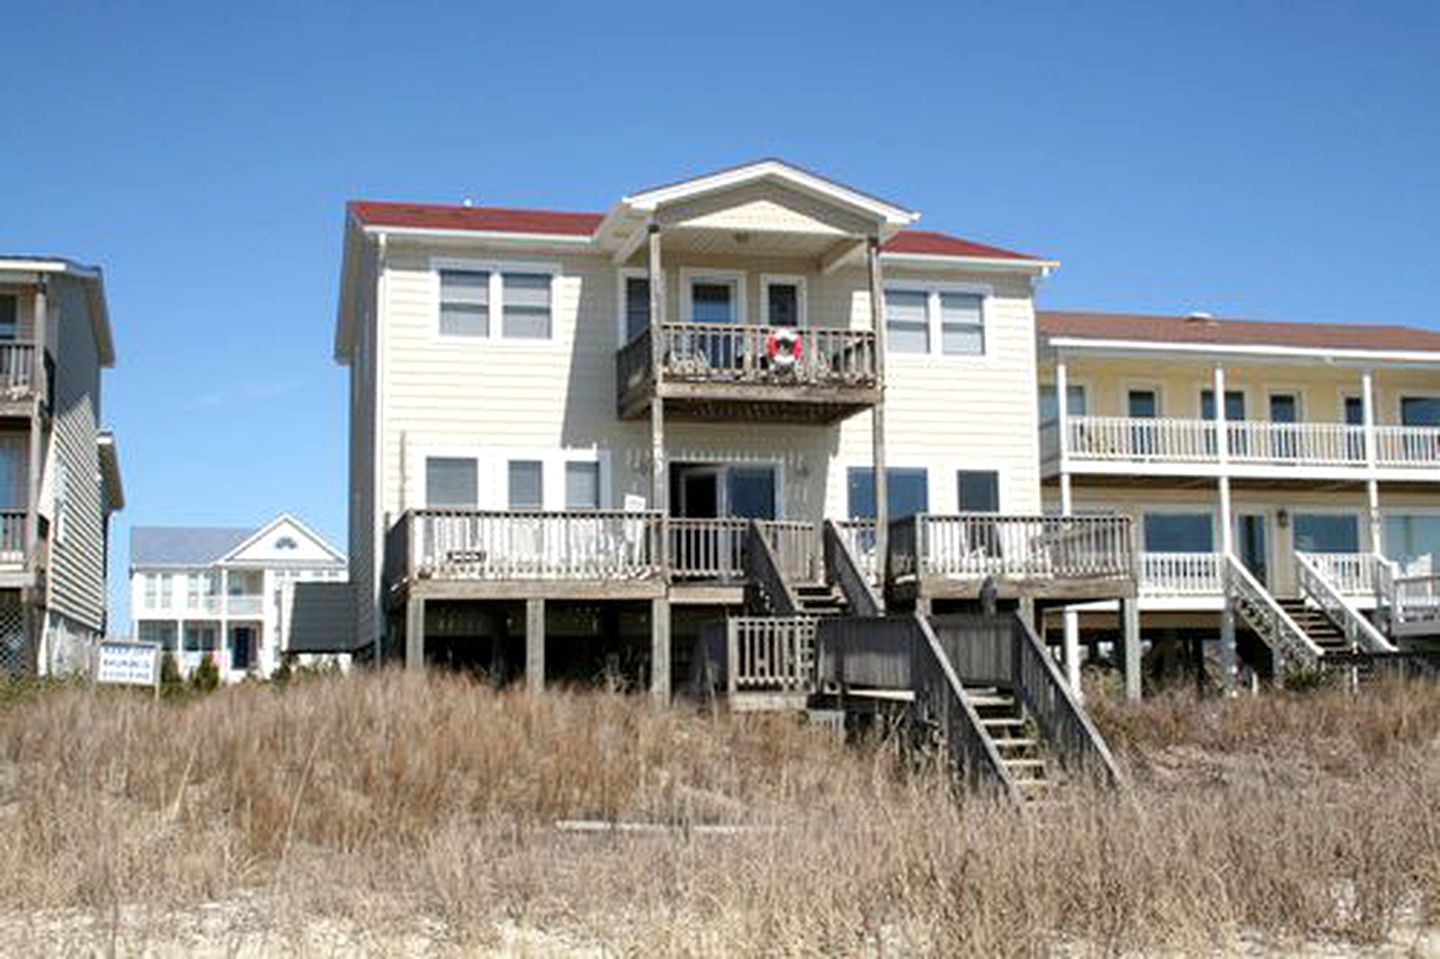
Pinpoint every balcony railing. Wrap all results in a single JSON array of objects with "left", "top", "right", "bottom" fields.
[
  {"left": 227, "top": 595, "right": 264, "bottom": 616},
  {"left": 0, "top": 343, "right": 36, "bottom": 397},
  {"left": 888, "top": 513, "right": 1134, "bottom": 584},
  {"left": 617, "top": 322, "right": 879, "bottom": 419},
  {"left": 832, "top": 518, "right": 879, "bottom": 582},
  {"left": 1139, "top": 552, "right": 1222, "bottom": 596},
  {"left": 1047, "top": 414, "right": 1440, "bottom": 473},
  {"left": 668, "top": 517, "right": 815, "bottom": 582},
  {"left": 0, "top": 509, "right": 25, "bottom": 562}
]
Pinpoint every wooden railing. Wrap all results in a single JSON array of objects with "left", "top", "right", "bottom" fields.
[
  {"left": 670, "top": 518, "right": 815, "bottom": 582},
  {"left": 1222, "top": 552, "right": 1324, "bottom": 673},
  {"left": 1226, "top": 421, "right": 1366, "bottom": 466},
  {"left": 743, "top": 520, "right": 800, "bottom": 615},
  {"left": 1066, "top": 415, "right": 1216, "bottom": 462},
  {"left": 643, "top": 322, "right": 878, "bottom": 387},
  {"left": 1139, "top": 551, "right": 1222, "bottom": 596},
  {"left": 0, "top": 510, "right": 25, "bottom": 561},
  {"left": 1295, "top": 552, "right": 1378, "bottom": 597},
  {"left": 0, "top": 343, "right": 36, "bottom": 396},
  {"left": 1394, "top": 574, "right": 1440, "bottom": 635},
  {"left": 816, "top": 614, "right": 1020, "bottom": 802},
  {"left": 725, "top": 616, "right": 817, "bottom": 693},
  {"left": 398, "top": 509, "right": 665, "bottom": 581},
  {"left": 832, "top": 519, "right": 879, "bottom": 582},
  {"left": 889, "top": 513, "right": 1134, "bottom": 583},
  {"left": 1013, "top": 615, "right": 1124, "bottom": 787},
  {"left": 1294, "top": 552, "right": 1395, "bottom": 654},
  {"left": 823, "top": 520, "right": 881, "bottom": 616}
]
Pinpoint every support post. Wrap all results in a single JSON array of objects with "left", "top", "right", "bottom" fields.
[
  {"left": 1361, "top": 369, "right": 1383, "bottom": 556},
  {"left": 650, "top": 597, "right": 670, "bottom": 702},
  {"left": 866, "top": 236, "right": 889, "bottom": 583},
  {"left": 1055, "top": 358, "right": 1082, "bottom": 695},
  {"left": 1018, "top": 596, "right": 1036, "bottom": 632},
  {"left": 525, "top": 597, "right": 545, "bottom": 693},
  {"left": 1121, "top": 596, "right": 1141, "bottom": 702},
  {"left": 405, "top": 596, "right": 425, "bottom": 671},
  {"left": 647, "top": 225, "right": 669, "bottom": 578}
]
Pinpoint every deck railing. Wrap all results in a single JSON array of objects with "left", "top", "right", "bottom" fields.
[
  {"left": 1295, "top": 552, "right": 1383, "bottom": 597},
  {"left": 1054, "top": 414, "right": 1440, "bottom": 471},
  {"left": 0, "top": 343, "right": 36, "bottom": 396},
  {"left": 1139, "top": 551, "right": 1222, "bottom": 595},
  {"left": 669, "top": 518, "right": 815, "bottom": 582},
  {"left": 725, "top": 616, "right": 817, "bottom": 693},
  {"left": 618, "top": 322, "right": 878, "bottom": 396},
  {"left": 1222, "top": 552, "right": 1324, "bottom": 674},
  {"left": 889, "top": 513, "right": 1134, "bottom": 583},
  {"left": 832, "top": 519, "right": 879, "bottom": 582},
  {"left": 226, "top": 595, "right": 264, "bottom": 616},
  {"left": 823, "top": 520, "right": 882, "bottom": 616},
  {"left": 399, "top": 509, "right": 666, "bottom": 581},
  {"left": 0, "top": 510, "right": 25, "bottom": 562},
  {"left": 1394, "top": 574, "right": 1440, "bottom": 635},
  {"left": 1294, "top": 552, "right": 1395, "bottom": 654}
]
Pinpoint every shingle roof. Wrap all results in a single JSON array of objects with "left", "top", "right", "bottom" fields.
[
  {"left": 1038, "top": 310, "right": 1440, "bottom": 354},
  {"left": 130, "top": 526, "right": 254, "bottom": 567},
  {"left": 346, "top": 201, "right": 1042, "bottom": 261}
]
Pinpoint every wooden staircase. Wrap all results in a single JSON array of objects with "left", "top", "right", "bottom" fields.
[
  {"left": 963, "top": 684, "right": 1064, "bottom": 803},
  {"left": 792, "top": 583, "right": 847, "bottom": 617},
  {"left": 1275, "top": 598, "right": 1352, "bottom": 657}
]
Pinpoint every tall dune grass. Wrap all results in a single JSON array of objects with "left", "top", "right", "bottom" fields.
[{"left": 0, "top": 673, "right": 1437, "bottom": 954}]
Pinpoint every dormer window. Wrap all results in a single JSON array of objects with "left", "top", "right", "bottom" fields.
[{"left": 275, "top": 536, "right": 298, "bottom": 550}]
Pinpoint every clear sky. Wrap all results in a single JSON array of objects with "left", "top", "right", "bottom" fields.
[{"left": 2, "top": 1, "right": 1437, "bottom": 631}]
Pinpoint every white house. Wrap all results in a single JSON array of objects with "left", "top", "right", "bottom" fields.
[{"left": 130, "top": 515, "right": 347, "bottom": 680}]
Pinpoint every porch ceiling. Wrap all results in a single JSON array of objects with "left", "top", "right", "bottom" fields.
[{"left": 655, "top": 225, "right": 847, "bottom": 260}]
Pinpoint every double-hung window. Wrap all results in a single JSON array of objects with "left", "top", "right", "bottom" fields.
[
  {"left": 847, "top": 467, "right": 929, "bottom": 520},
  {"left": 956, "top": 471, "right": 1000, "bottom": 513},
  {"left": 564, "top": 461, "right": 601, "bottom": 510},
  {"left": 426, "top": 457, "right": 478, "bottom": 508},
  {"left": 884, "top": 290, "right": 930, "bottom": 354},
  {"left": 623, "top": 275, "right": 650, "bottom": 343},
  {"left": 508, "top": 461, "right": 544, "bottom": 510},
  {"left": 438, "top": 265, "right": 555, "bottom": 340},
  {"left": 884, "top": 287, "right": 987, "bottom": 356},
  {"left": 939, "top": 292, "right": 984, "bottom": 355}
]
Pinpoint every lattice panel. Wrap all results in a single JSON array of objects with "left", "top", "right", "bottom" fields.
[{"left": 0, "top": 595, "right": 30, "bottom": 679}]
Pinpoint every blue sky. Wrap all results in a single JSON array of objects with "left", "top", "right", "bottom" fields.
[{"left": 1, "top": 1, "right": 1437, "bottom": 630}]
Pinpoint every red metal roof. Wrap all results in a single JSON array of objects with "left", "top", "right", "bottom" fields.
[
  {"left": 348, "top": 201, "right": 602, "bottom": 235},
  {"left": 347, "top": 200, "right": 1040, "bottom": 261},
  {"left": 1038, "top": 310, "right": 1440, "bottom": 353}
]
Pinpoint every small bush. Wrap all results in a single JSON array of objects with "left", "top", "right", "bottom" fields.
[{"left": 190, "top": 652, "right": 220, "bottom": 693}]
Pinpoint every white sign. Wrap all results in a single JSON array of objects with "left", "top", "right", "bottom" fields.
[{"left": 96, "top": 641, "right": 161, "bottom": 689}]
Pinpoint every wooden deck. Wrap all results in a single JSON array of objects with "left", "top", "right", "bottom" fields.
[{"left": 616, "top": 322, "right": 880, "bottom": 423}]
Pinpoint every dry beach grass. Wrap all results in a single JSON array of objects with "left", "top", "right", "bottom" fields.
[{"left": 0, "top": 672, "right": 1438, "bottom": 955}]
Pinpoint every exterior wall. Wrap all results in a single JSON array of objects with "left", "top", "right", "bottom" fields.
[
  {"left": 347, "top": 241, "right": 381, "bottom": 652},
  {"left": 43, "top": 274, "right": 106, "bottom": 634},
  {"left": 376, "top": 241, "right": 1042, "bottom": 527}
]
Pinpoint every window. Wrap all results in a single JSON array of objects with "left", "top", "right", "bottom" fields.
[
  {"left": 690, "top": 280, "right": 737, "bottom": 324},
  {"left": 847, "top": 467, "right": 929, "bottom": 520},
  {"left": 144, "top": 574, "right": 158, "bottom": 609},
  {"left": 1269, "top": 394, "right": 1298, "bottom": 423},
  {"left": 138, "top": 621, "right": 177, "bottom": 651},
  {"left": 501, "top": 273, "right": 552, "bottom": 338},
  {"left": 564, "top": 461, "right": 601, "bottom": 510},
  {"left": 1401, "top": 396, "right": 1440, "bottom": 427},
  {"left": 0, "top": 434, "right": 26, "bottom": 509},
  {"left": 884, "top": 290, "right": 930, "bottom": 354},
  {"left": 1343, "top": 396, "right": 1364, "bottom": 426},
  {"left": 274, "top": 536, "right": 298, "bottom": 550},
  {"left": 624, "top": 275, "right": 650, "bottom": 342},
  {"left": 159, "top": 574, "right": 173, "bottom": 608},
  {"left": 426, "top": 457, "right": 478, "bottom": 508},
  {"left": 726, "top": 467, "right": 777, "bottom": 520},
  {"left": 183, "top": 623, "right": 218, "bottom": 652},
  {"left": 439, "top": 269, "right": 489, "bottom": 337},
  {"left": 186, "top": 572, "right": 216, "bottom": 608},
  {"left": 1293, "top": 514, "right": 1359, "bottom": 554},
  {"left": 1200, "top": 390, "right": 1245, "bottom": 421},
  {"left": 956, "top": 471, "right": 1000, "bottom": 513},
  {"left": 939, "top": 292, "right": 984, "bottom": 355},
  {"left": 0, "top": 295, "right": 16, "bottom": 341},
  {"left": 1143, "top": 513, "right": 1214, "bottom": 553},
  {"left": 1127, "top": 390, "right": 1158, "bottom": 418},
  {"left": 1039, "top": 385, "right": 1087, "bottom": 423},
  {"left": 508, "top": 460, "right": 543, "bottom": 509},
  {"left": 1384, "top": 514, "right": 1440, "bottom": 572},
  {"left": 762, "top": 277, "right": 804, "bottom": 327}
]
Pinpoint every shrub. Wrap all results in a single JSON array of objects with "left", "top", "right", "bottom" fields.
[{"left": 190, "top": 652, "right": 220, "bottom": 693}]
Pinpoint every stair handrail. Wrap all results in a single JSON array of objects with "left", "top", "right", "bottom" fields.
[
  {"left": 1221, "top": 552, "right": 1325, "bottom": 671},
  {"left": 822, "top": 520, "right": 882, "bottom": 616},
  {"left": 1294, "top": 552, "right": 1397, "bottom": 654},
  {"left": 908, "top": 614, "right": 1023, "bottom": 805},
  {"left": 1010, "top": 614, "right": 1125, "bottom": 789},
  {"left": 1372, "top": 553, "right": 1400, "bottom": 630},
  {"left": 743, "top": 519, "right": 800, "bottom": 615}
]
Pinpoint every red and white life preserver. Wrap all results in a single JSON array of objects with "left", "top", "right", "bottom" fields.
[{"left": 766, "top": 328, "right": 802, "bottom": 368}]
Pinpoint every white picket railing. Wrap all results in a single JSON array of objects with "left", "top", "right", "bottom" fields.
[
  {"left": 1223, "top": 552, "right": 1325, "bottom": 673},
  {"left": 1374, "top": 426, "right": 1440, "bottom": 467},
  {"left": 1139, "top": 552, "right": 1222, "bottom": 595},
  {"left": 1294, "top": 552, "right": 1395, "bottom": 654},
  {"left": 890, "top": 513, "right": 1133, "bottom": 582},
  {"left": 1066, "top": 416, "right": 1216, "bottom": 462},
  {"left": 1294, "top": 552, "right": 1379, "bottom": 596},
  {"left": 1225, "top": 421, "right": 1366, "bottom": 466}
]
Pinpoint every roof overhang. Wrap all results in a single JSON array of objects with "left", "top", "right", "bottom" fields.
[
  {"left": 881, "top": 251, "right": 1058, "bottom": 275},
  {"left": 217, "top": 513, "right": 347, "bottom": 566},
  {"left": 0, "top": 257, "right": 115, "bottom": 367},
  {"left": 1044, "top": 336, "right": 1440, "bottom": 368},
  {"left": 97, "top": 431, "right": 123, "bottom": 512}
]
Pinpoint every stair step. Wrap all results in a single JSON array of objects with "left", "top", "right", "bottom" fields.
[
  {"left": 1004, "top": 758, "right": 1047, "bottom": 769},
  {"left": 991, "top": 738, "right": 1038, "bottom": 750},
  {"left": 967, "top": 694, "right": 1016, "bottom": 709},
  {"left": 981, "top": 717, "right": 1025, "bottom": 729}
]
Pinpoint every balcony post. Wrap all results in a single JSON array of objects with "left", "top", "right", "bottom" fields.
[
  {"left": 1120, "top": 596, "right": 1141, "bottom": 701},
  {"left": 1214, "top": 365, "right": 1238, "bottom": 695},
  {"left": 405, "top": 595, "right": 425, "bottom": 671},
  {"left": 647, "top": 226, "right": 670, "bottom": 571},
  {"left": 650, "top": 596, "right": 671, "bottom": 702},
  {"left": 26, "top": 279, "right": 47, "bottom": 579},
  {"left": 866, "top": 236, "right": 889, "bottom": 581},
  {"left": 1361, "top": 369, "right": 1382, "bottom": 555},
  {"left": 525, "top": 597, "right": 545, "bottom": 692},
  {"left": 1056, "top": 358, "right": 1081, "bottom": 695}
]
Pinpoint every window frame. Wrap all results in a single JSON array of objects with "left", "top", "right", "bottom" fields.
[
  {"left": 616, "top": 267, "right": 651, "bottom": 347},
  {"left": 424, "top": 456, "right": 481, "bottom": 509},
  {"left": 1141, "top": 509, "right": 1218, "bottom": 554},
  {"left": 507, "top": 460, "right": 545, "bottom": 510},
  {"left": 955, "top": 469, "right": 1002, "bottom": 514},
  {"left": 882, "top": 281, "right": 991, "bottom": 358},
  {"left": 433, "top": 257, "right": 560, "bottom": 344},
  {"left": 759, "top": 274, "right": 808, "bottom": 328},
  {"left": 1291, "top": 510, "right": 1363, "bottom": 555},
  {"left": 1038, "top": 382, "right": 1089, "bottom": 424},
  {"left": 1399, "top": 394, "right": 1440, "bottom": 427},
  {"left": 846, "top": 465, "right": 931, "bottom": 521},
  {"left": 679, "top": 268, "right": 747, "bottom": 325},
  {"left": 563, "top": 460, "right": 602, "bottom": 511}
]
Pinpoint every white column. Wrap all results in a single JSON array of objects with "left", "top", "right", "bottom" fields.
[
  {"left": 218, "top": 568, "right": 229, "bottom": 677},
  {"left": 866, "top": 237, "right": 889, "bottom": 584},
  {"left": 1214, "top": 364, "right": 1237, "bottom": 694},
  {"left": 1362, "top": 369, "right": 1383, "bottom": 556},
  {"left": 1055, "top": 358, "right": 1082, "bottom": 695}
]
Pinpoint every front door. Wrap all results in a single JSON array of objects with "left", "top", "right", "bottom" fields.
[
  {"left": 231, "top": 626, "right": 255, "bottom": 672},
  {"left": 677, "top": 467, "right": 720, "bottom": 519},
  {"left": 1236, "top": 513, "right": 1269, "bottom": 588}
]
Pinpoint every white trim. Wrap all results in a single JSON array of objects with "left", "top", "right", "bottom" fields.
[
  {"left": 759, "top": 274, "right": 808, "bottom": 328},
  {"left": 879, "top": 252, "right": 1058, "bottom": 273},
  {"left": 361, "top": 223, "right": 594, "bottom": 248},
  {"left": 679, "top": 268, "right": 747, "bottom": 325},
  {"left": 616, "top": 266, "right": 650, "bottom": 347},
  {"left": 432, "top": 256, "right": 561, "bottom": 344},
  {"left": 621, "top": 160, "right": 919, "bottom": 227},
  {"left": 1047, "top": 336, "right": 1440, "bottom": 367}
]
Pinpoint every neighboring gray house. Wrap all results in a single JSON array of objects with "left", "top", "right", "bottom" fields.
[
  {"left": 0, "top": 257, "right": 123, "bottom": 677},
  {"left": 129, "top": 515, "right": 348, "bottom": 679}
]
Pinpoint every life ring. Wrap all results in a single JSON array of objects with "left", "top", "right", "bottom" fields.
[{"left": 766, "top": 328, "right": 802, "bottom": 368}]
